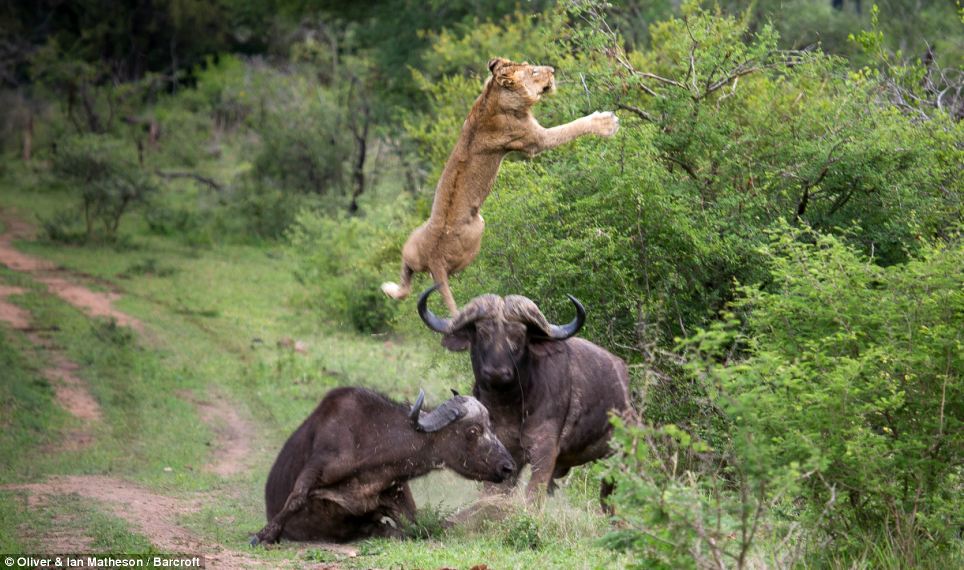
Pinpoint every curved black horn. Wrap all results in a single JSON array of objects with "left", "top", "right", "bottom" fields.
[
  {"left": 416, "top": 398, "right": 467, "bottom": 433},
  {"left": 450, "top": 388, "right": 460, "bottom": 397},
  {"left": 409, "top": 389, "right": 426, "bottom": 426},
  {"left": 546, "top": 295, "right": 586, "bottom": 340},
  {"left": 417, "top": 285, "right": 451, "bottom": 333}
]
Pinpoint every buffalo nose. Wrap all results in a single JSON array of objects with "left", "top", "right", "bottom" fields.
[
  {"left": 482, "top": 366, "right": 513, "bottom": 382},
  {"left": 499, "top": 461, "right": 516, "bottom": 478}
]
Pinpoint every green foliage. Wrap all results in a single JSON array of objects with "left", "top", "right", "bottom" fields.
[
  {"left": 501, "top": 511, "right": 544, "bottom": 551},
  {"left": 718, "top": 224, "right": 962, "bottom": 553},
  {"left": 4, "top": 1, "right": 963, "bottom": 565},
  {"left": 603, "top": 418, "right": 776, "bottom": 570},
  {"left": 251, "top": 80, "right": 351, "bottom": 199},
  {"left": 48, "top": 135, "right": 157, "bottom": 241},
  {"left": 606, "top": 223, "right": 962, "bottom": 568},
  {"left": 401, "top": 501, "right": 453, "bottom": 540},
  {"left": 288, "top": 201, "right": 412, "bottom": 333}
]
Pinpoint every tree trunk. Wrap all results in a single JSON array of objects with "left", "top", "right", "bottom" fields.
[
  {"left": 84, "top": 200, "right": 94, "bottom": 241},
  {"left": 21, "top": 111, "right": 33, "bottom": 162},
  {"left": 348, "top": 117, "right": 369, "bottom": 214},
  {"left": 148, "top": 119, "right": 160, "bottom": 147}
]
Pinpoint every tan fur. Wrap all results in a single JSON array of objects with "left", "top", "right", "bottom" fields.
[{"left": 381, "top": 58, "right": 619, "bottom": 315}]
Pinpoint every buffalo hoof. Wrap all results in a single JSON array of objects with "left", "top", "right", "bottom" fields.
[{"left": 249, "top": 535, "right": 260, "bottom": 547}]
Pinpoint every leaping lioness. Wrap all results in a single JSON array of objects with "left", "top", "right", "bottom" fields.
[{"left": 381, "top": 57, "right": 619, "bottom": 315}]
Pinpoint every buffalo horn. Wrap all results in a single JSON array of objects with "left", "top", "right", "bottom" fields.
[
  {"left": 409, "top": 389, "right": 426, "bottom": 425},
  {"left": 417, "top": 285, "right": 451, "bottom": 333},
  {"left": 416, "top": 398, "right": 467, "bottom": 433},
  {"left": 545, "top": 294, "right": 586, "bottom": 340}
]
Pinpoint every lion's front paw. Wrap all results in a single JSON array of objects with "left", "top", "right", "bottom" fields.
[{"left": 589, "top": 111, "right": 619, "bottom": 137}]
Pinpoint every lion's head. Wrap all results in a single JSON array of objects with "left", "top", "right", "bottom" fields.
[{"left": 487, "top": 57, "right": 555, "bottom": 110}]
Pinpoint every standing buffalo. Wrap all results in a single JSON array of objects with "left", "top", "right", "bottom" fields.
[
  {"left": 253, "top": 387, "right": 515, "bottom": 544},
  {"left": 417, "top": 286, "right": 632, "bottom": 505}
]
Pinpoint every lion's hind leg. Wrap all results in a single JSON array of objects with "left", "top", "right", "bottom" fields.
[
  {"left": 430, "top": 266, "right": 459, "bottom": 316},
  {"left": 381, "top": 262, "right": 415, "bottom": 300}
]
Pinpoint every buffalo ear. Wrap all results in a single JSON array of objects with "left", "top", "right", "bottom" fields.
[{"left": 441, "top": 331, "right": 471, "bottom": 352}]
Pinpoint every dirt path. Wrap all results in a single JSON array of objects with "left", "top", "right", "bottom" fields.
[
  {"left": 0, "top": 285, "right": 31, "bottom": 328},
  {"left": 0, "top": 285, "right": 101, "bottom": 449},
  {"left": 0, "top": 210, "right": 144, "bottom": 332},
  {"left": 2, "top": 475, "right": 355, "bottom": 569},
  {"left": 178, "top": 389, "right": 256, "bottom": 478},
  {"left": 2, "top": 476, "right": 279, "bottom": 569},
  {"left": 0, "top": 212, "right": 315, "bottom": 566},
  {"left": 0, "top": 209, "right": 257, "bottom": 466}
]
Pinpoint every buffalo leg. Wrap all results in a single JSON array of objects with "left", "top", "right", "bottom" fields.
[
  {"left": 525, "top": 442, "right": 561, "bottom": 501},
  {"left": 380, "top": 483, "right": 417, "bottom": 524},
  {"left": 370, "top": 483, "right": 417, "bottom": 538},
  {"left": 253, "top": 456, "right": 326, "bottom": 545}
]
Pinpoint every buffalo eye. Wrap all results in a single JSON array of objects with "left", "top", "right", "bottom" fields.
[{"left": 466, "top": 426, "right": 480, "bottom": 440}]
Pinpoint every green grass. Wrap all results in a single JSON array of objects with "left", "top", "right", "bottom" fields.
[
  {"left": 11, "top": 493, "right": 156, "bottom": 553},
  {"left": 0, "top": 170, "right": 626, "bottom": 568}
]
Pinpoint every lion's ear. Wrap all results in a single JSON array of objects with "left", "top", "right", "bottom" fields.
[{"left": 488, "top": 57, "right": 507, "bottom": 74}]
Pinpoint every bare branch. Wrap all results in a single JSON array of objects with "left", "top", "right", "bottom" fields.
[
  {"left": 617, "top": 103, "right": 655, "bottom": 122},
  {"left": 155, "top": 170, "right": 223, "bottom": 191},
  {"left": 638, "top": 71, "right": 686, "bottom": 90}
]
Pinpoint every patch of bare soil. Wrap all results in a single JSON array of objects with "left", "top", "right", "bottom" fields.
[
  {"left": 2, "top": 476, "right": 270, "bottom": 569},
  {"left": 20, "top": 512, "right": 94, "bottom": 553},
  {"left": 37, "top": 274, "right": 143, "bottom": 331},
  {"left": 179, "top": 390, "right": 255, "bottom": 478},
  {"left": 38, "top": 351, "right": 103, "bottom": 423},
  {"left": 0, "top": 209, "right": 143, "bottom": 332},
  {"left": 0, "top": 285, "right": 31, "bottom": 329}
]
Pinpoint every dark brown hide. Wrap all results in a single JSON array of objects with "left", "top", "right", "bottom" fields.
[
  {"left": 256, "top": 387, "right": 514, "bottom": 544},
  {"left": 418, "top": 289, "right": 632, "bottom": 503}
]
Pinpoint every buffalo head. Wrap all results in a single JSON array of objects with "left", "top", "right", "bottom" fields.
[
  {"left": 417, "top": 286, "right": 585, "bottom": 390},
  {"left": 409, "top": 389, "right": 515, "bottom": 483}
]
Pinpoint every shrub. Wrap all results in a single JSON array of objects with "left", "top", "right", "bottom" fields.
[
  {"left": 720, "top": 224, "right": 962, "bottom": 555},
  {"left": 288, "top": 200, "right": 412, "bottom": 333},
  {"left": 605, "top": 222, "right": 963, "bottom": 567},
  {"left": 401, "top": 501, "right": 452, "bottom": 540},
  {"left": 501, "top": 511, "right": 544, "bottom": 551},
  {"left": 252, "top": 76, "right": 352, "bottom": 200},
  {"left": 226, "top": 178, "right": 310, "bottom": 241},
  {"left": 49, "top": 134, "right": 157, "bottom": 242}
]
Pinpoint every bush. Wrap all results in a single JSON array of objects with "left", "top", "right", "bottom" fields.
[
  {"left": 252, "top": 75, "right": 352, "bottom": 200},
  {"left": 226, "top": 178, "right": 311, "bottom": 241},
  {"left": 501, "top": 511, "right": 544, "bottom": 551},
  {"left": 605, "top": 223, "right": 964, "bottom": 568},
  {"left": 401, "top": 502, "right": 452, "bottom": 540},
  {"left": 720, "top": 224, "right": 962, "bottom": 554},
  {"left": 49, "top": 134, "right": 157, "bottom": 242},
  {"left": 288, "top": 200, "right": 412, "bottom": 333}
]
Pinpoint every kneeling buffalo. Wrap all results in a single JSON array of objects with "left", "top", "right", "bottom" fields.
[
  {"left": 418, "top": 286, "right": 632, "bottom": 505},
  {"left": 253, "top": 386, "right": 515, "bottom": 544}
]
